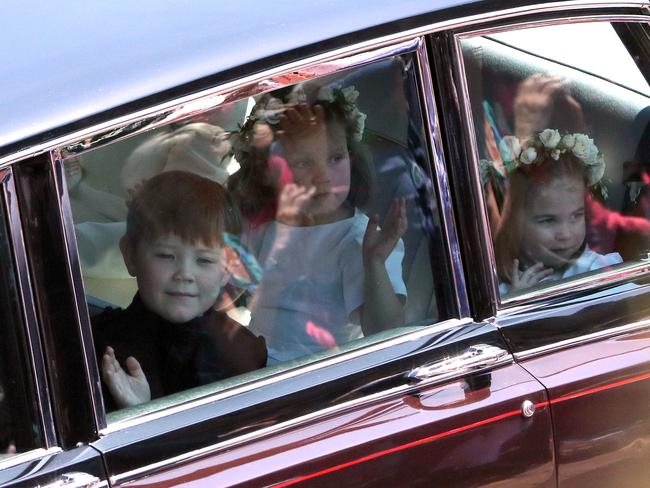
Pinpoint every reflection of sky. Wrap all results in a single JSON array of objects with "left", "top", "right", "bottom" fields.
[{"left": 491, "top": 23, "right": 650, "bottom": 96}]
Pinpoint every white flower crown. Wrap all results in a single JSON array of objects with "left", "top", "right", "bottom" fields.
[
  {"left": 496, "top": 129, "right": 606, "bottom": 187},
  {"left": 254, "top": 84, "right": 367, "bottom": 142}
]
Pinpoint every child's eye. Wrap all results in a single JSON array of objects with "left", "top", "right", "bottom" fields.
[
  {"left": 289, "top": 159, "right": 310, "bottom": 169},
  {"left": 329, "top": 154, "right": 346, "bottom": 165},
  {"left": 155, "top": 252, "right": 175, "bottom": 260},
  {"left": 535, "top": 217, "right": 554, "bottom": 225},
  {"left": 197, "top": 257, "right": 216, "bottom": 265}
]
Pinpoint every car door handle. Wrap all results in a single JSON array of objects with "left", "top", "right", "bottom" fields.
[
  {"left": 407, "top": 343, "right": 510, "bottom": 382},
  {"left": 40, "top": 472, "right": 102, "bottom": 488}
]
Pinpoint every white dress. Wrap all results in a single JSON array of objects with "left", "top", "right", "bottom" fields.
[
  {"left": 499, "top": 245, "right": 623, "bottom": 295},
  {"left": 248, "top": 213, "right": 406, "bottom": 364}
]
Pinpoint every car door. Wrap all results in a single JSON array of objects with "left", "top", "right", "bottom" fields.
[
  {"left": 442, "top": 7, "right": 650, "bottom": 488},
  {"left": 0, "top": 163, "right": 107, "bottom": 487},
  {"left": 48, "top": 35, "right": 557, "bottom": 487}
]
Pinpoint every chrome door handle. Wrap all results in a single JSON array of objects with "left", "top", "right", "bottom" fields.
[
  {"left": 40, "top": 472, "right": 101, "bottom": 488},
  {"left": 407, "top": 343, "right": 509, "bottom": 382}
]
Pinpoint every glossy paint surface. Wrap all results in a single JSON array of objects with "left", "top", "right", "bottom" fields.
[
  {"left": 120, "top": 364, "right": 554, "bottom": 487},
  {"left": 520, "top": 327, "right": 650, "bottom": 487},
  {"left": 0, "top": 0, "right": 512, "bottom": 153}
]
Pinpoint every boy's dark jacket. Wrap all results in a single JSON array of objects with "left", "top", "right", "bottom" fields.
[{"left": 93, "top": 294, "right": 267, "bottom": 411}]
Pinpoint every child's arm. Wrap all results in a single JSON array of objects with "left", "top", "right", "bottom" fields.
[
  {"left": 360, "top": 198, "right": 407, "bottom": 335},
  {"left": 101, "top": 346, "right": 151, "bottom": 409}
]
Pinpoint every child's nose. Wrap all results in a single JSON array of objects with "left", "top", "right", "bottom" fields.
[{"left": 173, "top": 259, "right": 194, "bottom": 281}]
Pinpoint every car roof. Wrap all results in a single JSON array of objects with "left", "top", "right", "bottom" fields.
[{"left": 0, "top": 0, "right": 551, "bottom": 153}]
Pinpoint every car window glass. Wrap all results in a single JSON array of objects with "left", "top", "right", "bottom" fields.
[
  {"left": 0, "top": 194, "right": 43, "bottom": 458},
  {"left": 460, "top": 20, "right": 650, "bottom": 299},
  {"left": 63, "top": 52, "right": 456, "bottom": 420}
]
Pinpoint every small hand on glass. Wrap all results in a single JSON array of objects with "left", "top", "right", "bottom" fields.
[
  {"left": 101, "top": 346, "right": 151, "bottom": 409},
  {"left": 275, "top": 183, "right": 317, "bottom": 226},
  {"left": 363, "top": 197, "right": 407, "bottom": 265},
  {"left": 510, "top": 259, "right": 554, "bottom": 291}
]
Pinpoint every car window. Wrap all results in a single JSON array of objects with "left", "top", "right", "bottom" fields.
[
  {"left": 62, "top": 51, "right": 456, "bottom": 421},
  {"left": 459, "top": 20, "right": 650, "bottom": 300},
  {"left": 0, "top": 190, "right": 43, "bottom": 458}
]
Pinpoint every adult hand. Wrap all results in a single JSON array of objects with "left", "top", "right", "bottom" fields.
[
  {"left": 362, "top": 197, "right": 407, "bottom": 265},
  {"left": 101, "top": 346, "right": 151, "bottom": 409},
  {"left": 513, "top": 74, "right": 584, "bottom": 140}
]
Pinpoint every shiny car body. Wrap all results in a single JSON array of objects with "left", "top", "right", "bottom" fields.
[{"left": 0, "top": 1, "right": 649, "bottom": 487}]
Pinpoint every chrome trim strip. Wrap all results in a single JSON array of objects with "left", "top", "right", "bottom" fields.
[
  {"left": 498, "top": 261, "right": 650, "bottom": 314},
  {"left": 449, "top": 25, "right": 504, "bottom": 311},
  {"left": 99, "top": 317, "right": 475, "bottom": 435},
  {"left": 0, "top": 169, "right": 58, "bottom": 448},
  {"left": 0, "top": 2, "right": 644, "bottom": 169},
  {"left": 111, "top": 339, "right": 512, "bottom": 484},
  {"left": 49, "top": 152, "right": 105, "bottom": 433},
  {"left": 0, "top": 447, "right": 62, "bottom": 470},
  {"left": 415, "top": 37, "right": 471, "bottom": 318},
  {"left": 513, "top": 318, "right": 650, "bottom": 361}
]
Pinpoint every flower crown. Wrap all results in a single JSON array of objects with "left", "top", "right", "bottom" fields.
[
  {"left": 498, "top": 129, "right": 606, "bottom": 186},
  {"left": 243, "top": 84, "right": 367, "bottom": 142}
]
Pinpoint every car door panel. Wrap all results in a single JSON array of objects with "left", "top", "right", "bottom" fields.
[
  {"left": 517, "top": 327, "right": 650, "bottom": 487},
  {"left": 94, "top": 324, "right": 555, "bottom": 488},
  {"left": 116, "top": 363, "right": 552, "bottom": 487}
]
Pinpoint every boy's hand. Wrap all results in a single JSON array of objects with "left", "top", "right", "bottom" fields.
[
  {"left": 510, "top": 259, "right": 554, "bottom": 291},
  {"left": 101, "top": 346, "right": 151, "bottom": 409},
  {"left": 362, "top": 197, "right": 407, "bottom": 266}
]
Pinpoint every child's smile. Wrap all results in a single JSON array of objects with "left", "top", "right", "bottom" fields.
[{"left": 122, "top": 234, "right": 227, "bottom": 323}]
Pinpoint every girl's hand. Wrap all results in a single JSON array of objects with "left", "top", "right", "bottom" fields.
[
  {"left": 101, "top": 346, "right": 151, "bottom": 409},
  {"left": 510, "top": 259, "right": 554, "bottom": 291},
  {"left": 276, "top": 183, "right": 316, "bottom": 226},
  {"left": 277, "top": 104, "right": 325, "bottom": 144},
  {"left": 363, "top": 197, "right": 407, "bottom": 265}
]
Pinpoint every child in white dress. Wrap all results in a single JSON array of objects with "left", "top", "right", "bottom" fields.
[
  {"left": 235, "top": 83, "right": 407, "bottom": 363},
  {"left": 493, "top": 129, "right": 622, "bottom": 294}
]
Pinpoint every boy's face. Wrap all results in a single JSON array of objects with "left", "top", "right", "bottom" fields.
[{"left": 121, "top": 234, "right": 227, "bottom": 323}]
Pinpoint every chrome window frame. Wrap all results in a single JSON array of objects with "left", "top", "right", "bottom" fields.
[
  {"left": 451, "top": 13, "right": 650, "bottom": 315},
  {"left": 46, "top": 37, "right": 471, "bottom": 432},
  {"left": 0, "top": 168, "right": 57, "bottom": 455}
]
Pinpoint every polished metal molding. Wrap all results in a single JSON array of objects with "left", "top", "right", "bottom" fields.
[
  {"left": 415, "top": 37, "right": 471, "bottom": 318},
  {"left": 498, "top": 260, "right": 650, "bottom": 314},
  {"left": 100, "top": 317, "right": 474, "bottom": 435},
  {"left": 109, "top": 323, "right": 503, "bottom": 485},
  {"left": 56, "top": 37, "right": 421, "bottom": 160},
  {"left": 513, "top": 317, "right": 650, "bottom": 361},
  {"left": 0, "top": 168, "right": 58, "bottom": 449},
  {"left": 0, "top": 447, "right": 62, "bottom": 470},
  {"left": 50, "top": 151, "right": 105, "bottom": 433},
  {"left": 407, "top": 343, "right": 510, "bottom": 382},
  {"left": 450, "top": 28, "right": 503, "bottom": 307}
]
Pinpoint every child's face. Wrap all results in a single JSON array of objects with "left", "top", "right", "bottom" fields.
[
  {"left": 121, "top": 234, "right": 227, "bottom": 323},
  {"left": 519, "top": 174, "right": 586, "bottom": 269},
  {"left": 284, "top": 120, "right": 352, "bottom": 223}
]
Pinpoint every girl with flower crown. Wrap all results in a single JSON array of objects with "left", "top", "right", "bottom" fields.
[
  {"left": 493, "top": 129, "right": 623, "bottom": 294},
  {"left": 231, "top": 82, "right": 407, "bottom": 364}
]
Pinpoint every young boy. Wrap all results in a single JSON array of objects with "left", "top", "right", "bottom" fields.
[{"left": 92, "top": 171, "right": 267, "bottom": 410}]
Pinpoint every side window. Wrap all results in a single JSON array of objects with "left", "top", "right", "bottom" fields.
[
  {"left": 62, "top": 52, "right": 456, "bottom": 420},
  {"left": 0, "top": 185, "right": 43, "bottom": 458},
  {"left": 460, "top": 21, "right": 650, "bottom": 298}
]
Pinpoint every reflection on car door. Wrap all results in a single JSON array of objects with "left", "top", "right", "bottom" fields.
[{"left": 95, "top": 322, "right": 556, "bottom": 487}]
